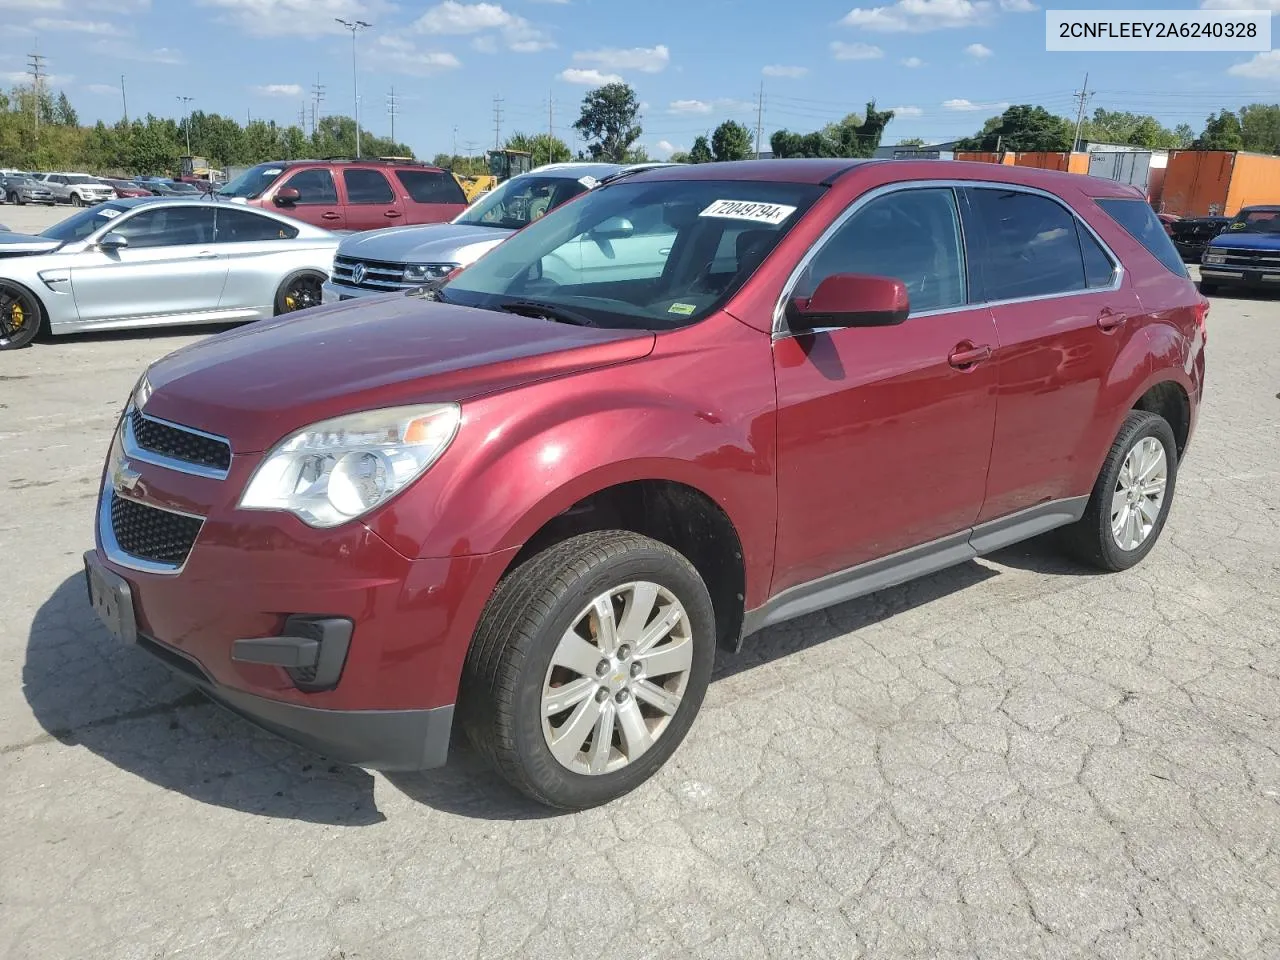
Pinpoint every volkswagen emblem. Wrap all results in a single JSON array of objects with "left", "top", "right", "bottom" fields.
[{"left": 351, "top": 262, "right": 368, "bottom": 285}]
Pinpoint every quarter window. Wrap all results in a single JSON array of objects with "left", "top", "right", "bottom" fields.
[
  {"left": 343, "top": 169, "right": 395, "bottom": 205},
  {"left": 796, "top": 187, "right": 967, "bottom": 314},
  {"left": 281, "top": 169, "right": 338, "bottom": 205},
  {"left": 216, "top": 208, "right": 298, "bottom": 242},
  {"left": 1096, "top": 197, "right": 1189, "bottom": 279},
  {"left": 968, "top": 188, "right": 1088, "bottom": 300}
]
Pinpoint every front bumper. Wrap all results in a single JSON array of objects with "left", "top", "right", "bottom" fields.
[
  {"left": 320, "top": 279, "right": 389, "bottom": 304},
  {"left": 1200, "top": 266, "right": 1280, "bottom": 287}
]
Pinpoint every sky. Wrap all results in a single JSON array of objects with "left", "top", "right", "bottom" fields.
[{"left": 3, "top": 0, "right": 1280, "bottom": 160}]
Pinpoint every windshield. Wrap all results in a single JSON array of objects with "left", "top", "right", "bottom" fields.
[
  {"left": 1226, "top": 209, "right": 1280, "bottom": 234},
  {"left": 217, "top": 163, "right": 285, "bottom": 199},
  {"left": 66, "top": 175, "right": 99, "bottom": 185},
  {"left": 457, "top": 175, "right": 591, "bottom": 229},
  {"left": 40, "top": 203, "right": 130, "bottom": 242},
  {"left": 168, "top": 182, "right": 201, "bottom": 194},
  {"left": 441, "top": 178, "right": 822, "bottom": 330}
]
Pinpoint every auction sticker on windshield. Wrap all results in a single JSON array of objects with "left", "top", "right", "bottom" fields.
[{"left": 699, "top": 200, "right": 797, "bottom": 225}]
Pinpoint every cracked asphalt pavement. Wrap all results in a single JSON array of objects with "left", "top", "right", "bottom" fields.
[{"left": 1, "top": 282, "right": 1277, "bottom": 959}]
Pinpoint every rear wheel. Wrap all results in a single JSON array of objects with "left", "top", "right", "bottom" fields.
[
  {"left": 0, "top": 282, "right": 43, "bottom": 350},
  {"left": 71, "top": 194, "right": 84, "bottom": 207},
  {"left": 1058, "top": 411, "right": 1177, "bottom": 572},
  {"left": 460, "top": 531, "right": 716, "bottom": 810},
  {"left": 274, "top": 272, "right": 324, "bottom": 315}
]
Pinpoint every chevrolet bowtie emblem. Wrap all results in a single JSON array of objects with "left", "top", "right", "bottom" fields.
[{"left": 112, "top": 461, "right": 141, "bottom": 494}]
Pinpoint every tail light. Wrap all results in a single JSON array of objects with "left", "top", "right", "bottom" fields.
[{"left": 1194, "top": 297, "right": 1208, "bottom": 341}]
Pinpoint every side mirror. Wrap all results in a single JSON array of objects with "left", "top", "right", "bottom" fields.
[
  {"left": 274, "top": 187, "right": 301, "bottom": 206},
  {"left": 98, "top": 232, "right": 129, "bottom": 252},
  {"left": 787, "top": 273, "right": 909, "bottom": 330},
  {"left": 590, "top": 216, "right": 634, "bottom": 240}
]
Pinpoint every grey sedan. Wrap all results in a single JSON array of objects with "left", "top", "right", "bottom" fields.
[
  {"left": 1, "top": 175, "right": 56, "bottom": 206},
  {"left": 0, "top": 198, "right": 338, "bottom": 350}
]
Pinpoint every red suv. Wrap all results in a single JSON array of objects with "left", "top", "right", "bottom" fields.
[
  {"left": 86, "top": 160, "right": 1206, "bottom": 809},
  {"left": 216, "top": 158, "right": 468, "bottom": 231}
]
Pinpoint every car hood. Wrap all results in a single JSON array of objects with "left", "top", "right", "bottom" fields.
[
  {"left": 1208, "top": 232, "right": 1280, "bottom": 250},
  {"left": 143, "top": 293, "right": 656, "bottom": 453},
  {"left": 338, "top": 223, "right": 512, "bottom": 266},
  {"left": 0, "top": 232, "right": 61, "bottom": 255}
]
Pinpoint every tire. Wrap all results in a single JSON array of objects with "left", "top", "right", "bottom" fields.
[
  {"left": 460, "top": 530, "right": 716, "bottom": 810},
  {"left": 0, "top": 282, "right": 44, "bottom": 350},
  {"left": 273, "top": 271, "right": 325, "bottom": 315},
  {"left": 1058, "top": 410, "right": 1178, "bottom": 572}
]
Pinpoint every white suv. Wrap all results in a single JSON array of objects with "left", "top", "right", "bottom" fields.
[{"left": 35, "top": 173, "right": 116, "bottom": 206}]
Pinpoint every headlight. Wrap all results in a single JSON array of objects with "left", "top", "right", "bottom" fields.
[
  {"left": 131, "top": 372, "right": 153, "bottom": 412},
  {"left": 238, "top": 403, "right": 461, "bottom": 528},
  {"left": 403, "top": 263, "right": 458, "bottom": 283}
]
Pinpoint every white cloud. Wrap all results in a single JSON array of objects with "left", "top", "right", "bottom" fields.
[
  {"left": 999, "top": 0, "right": 1036, "bottom": 10},
  {"left": 943, "top": 97, "right": 1008, "bottom": 111},
  {"left": 0, "top": 0, "right": 148, "bottom": 8},
  {"left": 669, "top": 99, "right": 712, "bottom": 114},
  {"left": 373, "top": 35, "right": 462, "bottom": 75},
  {"left": 841, "top": 0, "right": 992, "bottom": 32},
  {"left": 762, "top": 64, "right": 808, "bottom": 78},
  {"left": 1, "top": 69, "right": 73, "bottom": 84},
  {"left": 472, "top": 35, "right": 497, "bottom": 52},
  {"left": 965, "top": 42, "right": 993, "bottom": 57},
  {"left": 251, "top": 83, "right": 303, "bottom": 97},
  {"left": 831, "top": 40, "right": 885, "bottom": 59},
  {"left": 83, "top": 82, "right": 120, "bottom": 94},
  {"left": 1203, "top": 0, "right": 1280, "bottom": 8},
  {"left": 196, "top": 0, "right": 393, "bottom": 39},
  {"left": 90, "top": 39, "right": 183, "bottom": 63},
  {"left": 572, "top": 44, "right": 669, "bottom": 73},
  {"left": 413, "top": 1, "right": 552, "bottom": 52},
  {"left": 890, "top": 105, "right": 923, "bottom": 116},
  {"left": 32, "top": 17, "right": 127, "bottom": 33},
  {"left": 901, "top": 55, "right": 925, "bottom": 66},
  {"left": 558, "top": 67, "right": 621, "bottom": 85},
  {"left": 654, "top": 139, "right": 680, "bottom": 157},
  {"left": 1228, "top": 50, "right": 1280, "bottom": 77}
]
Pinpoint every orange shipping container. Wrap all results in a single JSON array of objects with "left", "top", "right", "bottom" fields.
[
  {"left": 1160, "top": 150, "right": 1280, "bottom": 217},
  {"left": 1010, "top": 152, "right": 1091, "bottom": 173},
  {"left": 955, "top": 151, "right": 1001, "bottom": 164}
]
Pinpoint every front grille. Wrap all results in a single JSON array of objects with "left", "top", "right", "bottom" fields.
[
  {"left": 129, "top": 409, "right": 231, "bottom": 472},
  {"left": 1206, "top": 246, "right": 1280, "bottom": 269},
  {"left": 332, "top": 254, "right": 415, "bottom": 292},
  {"left": 110, "top": 495, "right": 203, "bottom": 567}
]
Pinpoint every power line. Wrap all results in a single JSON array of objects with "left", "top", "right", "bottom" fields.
[
  {"left": 493, "top": 95, "right": 503, "bottom": 149},
  {"left": 387, "top": 85, "right": 399, "bottom": 143},
  {"left": 311, "top": 75, "right": 325, "bottom": 137},
  {"left": 27, "top": 44, "right": 45, "bottom": 138}
]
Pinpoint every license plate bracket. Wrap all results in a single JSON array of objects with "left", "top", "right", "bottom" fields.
[{"left": 83, "top": 551, "right": 138, "bottom": 645}]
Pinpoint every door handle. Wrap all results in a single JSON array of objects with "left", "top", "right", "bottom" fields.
[
  {"left": 659, "top": 247, "right": 672, "bottom": 255},
  {"left": 384, "top": 210, "right": 402, "bottom": 218},
  {"left": 194, "top": 251, "right": 218, "bottom": 259},
  {"left": 948, "top": 343, "right": 992, "bottom": 369},
  {"left": 1096, "top": 309, "right": 1126, "bottom": 331},
  {"left": 321, "top": 212, "right": 341, "bottom": 221}
]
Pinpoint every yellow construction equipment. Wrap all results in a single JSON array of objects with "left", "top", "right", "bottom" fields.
[{"left": 452, "top": 149, "right": 534, "bottom": 203}]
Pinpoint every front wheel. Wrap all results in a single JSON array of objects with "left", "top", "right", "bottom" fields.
[
  {"left": 460, "top": 531, "right": 716, "bottom": 810},
  {"left": 71, "top": 194, "right": 84, "bottom": 207},
  {"left": 0, "top": 282, "right": 43, "bottom": 350},
  {"left": 274, "top": 272, "right": 324, "bottom": 315},
  {"left": 1058, "top": 410, "right": 1178, "bottom": 572}
]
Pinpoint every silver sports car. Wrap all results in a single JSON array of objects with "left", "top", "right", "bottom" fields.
[{"left": 0, "top": 197, "right": 338, "bottom": 350}]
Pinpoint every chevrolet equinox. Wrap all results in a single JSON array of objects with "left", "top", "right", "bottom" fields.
[{"left": 86, "top": 159, "right": 1207, "bottom": 809}]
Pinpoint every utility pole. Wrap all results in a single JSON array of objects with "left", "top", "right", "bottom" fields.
[
  {"left": 464, "top": 140, "right": 479, "bottom": 175},
  {"left": 452, "top": 125, "right": 459, "bottom": 165},
  {"left": 754, "top": 79, "right": 765, "bottom": 159},
  {"left": 176, "top": 95, "right": 194, "bottom": 155},
  {"left": 387, "top": 85, "right": 399, "bottom": 144},
  {"left": 493, "top": 96, "right": 503, "bottom": 149},
  {"left": 299, "top": 103, "right": 307, "bottom": 129},
  {"left": 1071, "top": 72, "right": 1092, "bottom": 153},
  {"left": 120, "top": 74, "right": 128, "bottom": 126},
  {"left": 27, "top": 43, "right": 46, "bottom": 139},
  {"left": 311, "top": 75, "right": 325, "bottom": 137},
  {"left": 547, "top": 89, "right": 555, "bottom": 164},
  {"left": 335, "top": 18, "right": 372, "bottom": 158}
]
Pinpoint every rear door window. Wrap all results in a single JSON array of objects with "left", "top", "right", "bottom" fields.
[
  {"left": 1096, "top": 198, "right": 1189, "bottom": 278},
  {"left": 396, "top": 169, "right": 467, "bottom": 205},
  {"left": 281, "top": 169, "right": 338, "bottom": 205},
  {"left": 343, "top": 169, "right": 395, "bottom": 204},
  {"left": 968, "top": 188, "right": 1087, "bottom": 300}
]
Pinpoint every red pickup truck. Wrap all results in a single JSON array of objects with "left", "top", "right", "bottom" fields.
[{"left": 216, "top": 158, "right": 469, "bottom": 231}]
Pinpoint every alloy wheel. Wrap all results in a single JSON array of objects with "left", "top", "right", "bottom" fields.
[
  {"left": 541, "top": 581, "right": 694, "bottom": 775},
  {"left": 1111, "top": 436, "right": 1167, "bottom": 551},
  {"left": 282, "top": 276, "right": 322, "bottom": 312}
]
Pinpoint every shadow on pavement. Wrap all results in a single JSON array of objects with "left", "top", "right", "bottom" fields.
[
  {"left": 985, "top": 532, "right": 1107, "bottom": 578},
  {"left": 28, "top": 553, "right": 1024, "bottom": 823},
  {"left": 24, "top": 574, "right": 385, "bottom": 827}
]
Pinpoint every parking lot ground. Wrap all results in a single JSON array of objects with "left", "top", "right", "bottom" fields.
[
  {"left": 0, "top": 201, "right": 69, "bottom": 235},
  {"left": 1, "top": 290, "right": 1277, "bottom": 959}
]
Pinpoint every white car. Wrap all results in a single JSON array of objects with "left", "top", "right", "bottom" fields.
[
  {"left": 34, "top": 172, "right": 116, "bottom": 206},
  {"left": 0, "top": 197, "right": 339, "bottom": 350}
]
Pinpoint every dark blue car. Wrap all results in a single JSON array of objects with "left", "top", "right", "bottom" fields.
[{"left": 1199, "top": 205, "right": 1280, "bottom": 295}]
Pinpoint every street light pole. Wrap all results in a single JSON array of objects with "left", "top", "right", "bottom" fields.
[
  {"left": 335, "top": 18, "right": 372, "bottom": 158},
  {"left": 176, "top": 95, "right": 194, "bottom": 155}
]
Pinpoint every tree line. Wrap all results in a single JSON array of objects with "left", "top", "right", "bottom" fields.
[{"left": 6, "top": 81, "right": 1280, "bottom": 178}]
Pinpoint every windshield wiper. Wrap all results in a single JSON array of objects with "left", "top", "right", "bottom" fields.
[{"left": 496, "top": 298, "right": 599, "bottom": 327}]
